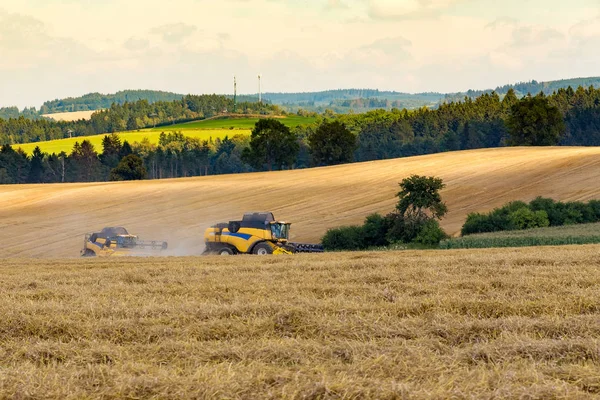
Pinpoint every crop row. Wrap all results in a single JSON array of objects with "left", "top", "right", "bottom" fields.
[{"left": 440, "top": 235, "right": 600, "bottom": 249}]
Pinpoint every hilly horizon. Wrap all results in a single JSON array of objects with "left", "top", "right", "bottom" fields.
[
  {"left": 2, "top": 146, "right": 600, "bottom": 258},
  {"left": 3, "top": 75, "right": 600, "bottom": 117}
]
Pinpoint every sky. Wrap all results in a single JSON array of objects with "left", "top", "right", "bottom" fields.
[{"left": 1, "top": 0, "right": 600, "bottom": 108}]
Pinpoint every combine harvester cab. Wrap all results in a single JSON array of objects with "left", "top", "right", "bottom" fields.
[
  {"left": 203, "top": 212, "right": 324, "bottom": 255},
  {"left": 81, "top": 227, "right": 168, "bottom": 257}
]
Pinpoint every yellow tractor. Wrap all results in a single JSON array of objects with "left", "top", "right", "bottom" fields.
[
  {"left": 202, "top": 212, "right": 323, "bottom": 255},
  {"left": 81, "top": 227, "right": 168, "bottom": 257}
]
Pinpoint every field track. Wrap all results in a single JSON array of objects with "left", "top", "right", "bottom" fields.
[{"left": 2, "top": 147, "right": 600, "bottom": 258}]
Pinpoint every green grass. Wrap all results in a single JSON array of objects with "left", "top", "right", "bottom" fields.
[
  {"left": 440, "top": 222, "right": 600, "bottom": 249},
  {"left": 162, "top": 115, "right": 317, "bottom": 131}
]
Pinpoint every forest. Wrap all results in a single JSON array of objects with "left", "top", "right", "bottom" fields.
[
  {"left": 1, "top": 84, "right": 600, "bottom": 184},
  {"left": 0, "top": 94, "right": 281, "bottom": 145}
]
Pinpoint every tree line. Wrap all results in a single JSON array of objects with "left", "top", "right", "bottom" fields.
[
  {"left": 2, "top": 84, "right": 600, "bottom": 184},
  {"left": 461, "top": 197, "right": 600, "bottom": 236},
  {"left": 443, "top": 77, "right": 600, "bottom": 102},
  {"left": 328, "top": 84, "right": 600, "bottom": 161},
  {"left": 0, "top": 95, "right": 281, "bottom": 145}
]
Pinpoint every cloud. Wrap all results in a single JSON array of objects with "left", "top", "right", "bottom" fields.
[
  {"left": 124, "top": 37, "right": 150, "bottom": 51},
  {"left": 368, "top": 0, "right": 465, "bottom": 20},
  {"left": 485, "top": 16, "right": 518, "bottom": 29},
  {"left": 325, "top": 0, "right": 349, "bottom": 10},
  {"left": 510, "top": 26, "right": 564, "bottom": 47},
  {"left": 569, "top": 15, "right": 600, "bottom": 39},
  {"left": 150, "top": 23, "right": 198, "bottom": 44},
  {"left": 2, "top": 0, "right": 600, "bottom": 108},
  {"left": 0, "top": 9, "right": 95, "bottom": 70},
  {"left": 353, "top": 36, "right": 412, "bottom": 65}
]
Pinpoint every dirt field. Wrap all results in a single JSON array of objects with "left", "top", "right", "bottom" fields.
[
  {"left": 41, "top": 110, "right": 98, "bottom": 121},
  {"left": 2, "top": 147, "right": 600, "bottom": 258},
  {"left": 1, "top": 246, "right": 599, "bottom": 398}
]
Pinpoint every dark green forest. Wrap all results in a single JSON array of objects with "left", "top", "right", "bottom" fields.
[
  {"left": 444, "top": 77, "right": 600, "bottom": 103},
  {"left": 1, "top": 84, "right": 600, "bottom": 185},
  {"left": 39, "top": 90, "right": 186, "bottom": 113}
]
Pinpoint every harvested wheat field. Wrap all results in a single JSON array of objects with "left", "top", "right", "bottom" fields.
[
  {"left": 41, "top": 110, "right": 98, "bottom": 121},
  {"left": 2, "top": 147, "right": 600, "bottom": 258},
  {"left": 1, "top": 246, "right": 600, "bottom": 398}
]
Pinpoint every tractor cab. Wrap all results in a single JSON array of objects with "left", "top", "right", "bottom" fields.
[
  {"left": 269, "top": 222, "right": 290, "bottom": 241},
  {"left": 93, "top": 227, "right": 138, "bottom": 249},
  {"left": 239, "top": 212, "right": 291, "bottom": 242},
  {"left": 116, "top": 235, "right": 138, "bottom": 248}
]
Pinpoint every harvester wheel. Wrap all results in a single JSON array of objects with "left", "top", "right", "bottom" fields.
[
  {"left": 218, "top": 247, "right": 234, "bottom": 256},
  {"left": 253, "top": 243, "right": 273, "bottom": 255}
]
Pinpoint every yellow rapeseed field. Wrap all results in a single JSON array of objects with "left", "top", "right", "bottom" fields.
[
  {"left": 1, "top": 246, "right": 599, "bottom": 398},
  {"left": 2, "top": 147, "right": 600, "bottom": 258}
]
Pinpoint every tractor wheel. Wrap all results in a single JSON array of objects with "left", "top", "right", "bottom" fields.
[
  {"left": 218, "top": 247, "right": 234, "bottom": 256},
  {"left": 253, "top": 243, "right": 273, "bottom": 255}
]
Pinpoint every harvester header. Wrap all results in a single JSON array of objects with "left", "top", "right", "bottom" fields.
[{"left": 81, "top": 227, "right": 168, "bottom": 257}]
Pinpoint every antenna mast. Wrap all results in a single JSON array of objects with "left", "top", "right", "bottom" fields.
[
  {"left": 258, "top": 74, "right": 262, "bottom": 104},
  {"left": 233, "top": 75, "right": 237, "bottom": 113}
]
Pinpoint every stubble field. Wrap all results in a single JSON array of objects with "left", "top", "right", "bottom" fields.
[
  {"left": 1, "top": 246, "right": 600, "bottom": 398},
  {"left": 3, "top": 147, "right": 600, "bottom": 258}
]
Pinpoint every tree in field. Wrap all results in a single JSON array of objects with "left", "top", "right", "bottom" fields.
[
  {"left": 308, "top": 120, "right": 357, "bottom": 166},
  {"left": 69, "top": 140, "right": 102, "bottom": 182},
  {"left": 395, "top": 175, "right": 447, "bottom": 220},
  {"left": 110, "top": 154, "right": 147, "bottom": 181},
  {"left": 242, "top": 118, "right": 299, "bottom": 170},
  {"left": 100, "top": 134, "right": 122, "bottom": 169},
  {"left": 28, "top": 146, "right": 45, "bottom": 183},
  {"left": 507, "top": 95, "right": 565, "bottom": 146},
  {"left": 384, "top": 175, "right": 448, "bottom": 244}
]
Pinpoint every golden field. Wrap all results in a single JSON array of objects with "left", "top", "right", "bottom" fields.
[
  {"left": 1, "top": 246, "right": 600, "bottom": 398},
  {"left": 41, "top": 110, "right": 98, "bottom": 121},
  {"left": 2, "top": 147, "right": 600, "bottom": 258}
]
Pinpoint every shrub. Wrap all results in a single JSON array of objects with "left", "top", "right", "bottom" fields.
[
  {"left": 588, "top": 200, "right": 600, "bottom": 221},
  {"left": 529, "top": 197, "right": 562, "bottom": 226},
  {"left": 500, "top": 200, "right": 529, "bottom": 214},
  {"left": 384, "top": 213, "right": 406, "bottom": 243},
  {"left": 462, "top": 197, "right": 600, "bottom": 236},
  {"left": 508, "top": 208, "right": 550, "bottom": 230},
  {"left": 461, "top": 212, "right": 498, "bottom": 235},
  {"left": 322, "top": 225, "right": 365, "bottom": 251},
  {"left": 362, "top": 214, "right": 390, "bottom": 247},
  {"left": 413, "top": 219, "right": 448, "bottom": 246},
  {"left": 384, "top": 213, "right": 429, "bottom": 244},
  {"left": 565, "top": 202, "right": 595, "bottom": 224}
]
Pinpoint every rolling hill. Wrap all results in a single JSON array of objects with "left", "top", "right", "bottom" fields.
[{"left": 2, "top": 147, "right": 600, "bottom": 258}]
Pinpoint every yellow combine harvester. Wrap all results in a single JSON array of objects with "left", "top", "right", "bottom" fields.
[
  {"left": 203, "top": 212, "right": 323, "bottom": 255},
  {"left": 81, "top": 227, "right": 168, "bottom": 257}
]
